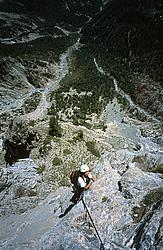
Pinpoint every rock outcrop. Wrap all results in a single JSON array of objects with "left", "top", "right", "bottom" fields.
[{"left": 0, "top": 1, "right": 163, "bottom": 249}]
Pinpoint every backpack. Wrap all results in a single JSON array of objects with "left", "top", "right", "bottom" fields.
[{"left": 70, "top": 170, "right": 80, "bottom": 186}]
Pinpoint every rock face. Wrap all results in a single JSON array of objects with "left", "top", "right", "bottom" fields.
[
  {"left": 0, "top": 148, "right": 163, "bottom": 249},
  {"left": 0, "top": 1, "right": 163, "bottom": 250},
  {"left": 3, "top": 118, "right": 40, "bottom": 166},
  {"left": 0, "top": 159, "right": 42, "bottom": 217}
]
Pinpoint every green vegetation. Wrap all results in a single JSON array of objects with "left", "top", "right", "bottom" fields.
[
  {"left": 28, "top": 120, "right": 36, "bottom": 127},
  {"left": 0, "top": 36, "right": 73, "bottom": 62},
  {"left": 50, "top": 47, "right": 114, "bottom": 126},
  {"left": 132, "top": 187, "right": 163, "bottom": 223},
  {"left": 53, "top": 137, "right": 61, "bottom": 143},
  {"left": 59, "top": 176, "right": 69, "bottom": 187},
  {"left": 63, "top": 148, "right": 72, "bottom": 155},
  {"left": 42, "top": 135, "right": 53, "bottom": 155},
  {"left": 36, "top": 165, "right": 46, "bottom": 174},
  {"left": 152, "top": 164, "right": 163, "bottom": 174},
  {"left": 143, "top": 187, "right": 163, "bottom": 206},
  {"left": 52, "top": 157, "right": 63, "bottom": 166},
  {"left": 15, "top": 186, "right": 25, "bottom": 198},
  {"left": 132, "top": 156, "right": 145, "bottom": 164},
  {"left": 24, "top": 92, "right": 42, "bottom": 113},
  {"left": 132, "top": 205, "right": 146, "bottom": 223},
  {"left": 47, "top": 103, "right": 57, "bottom": 116},
  {"left": 93, "top": 121, "right": 107, "bottom": 131},
  {"left": 91, "top": 49, "right": 135, "bottom": 95},
  {"left": 50, "top": 161, "right": 77, "bottom": 187},
  {"left": 49, "top": 115, "right": 62, "bottom": 137},
  {"left": 72, "top": 130, "right": 84, "bottom": 142},
  {"left": 101, "top": 196, "right": 108, "bottom": 203},
  {"left": 86, "top": 141, "right": 100, "bottom": 158},
  {"left": 27, "top": 190, "right": 38, "bottom": 197}
]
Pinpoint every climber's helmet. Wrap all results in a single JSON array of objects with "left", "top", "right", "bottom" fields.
[{"left": 80, "top": 164, "right": 90, "bottom": 173}]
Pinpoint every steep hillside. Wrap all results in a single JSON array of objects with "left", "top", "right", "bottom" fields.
[
  {"left": 81, "top": 0, "right": 162, "bottom": 81},
  {"left": 81, "top": 0, "right": 163, "bottom": 119},
  {"left": 0, "top": 0, "right": 103, "bottom": 26}
]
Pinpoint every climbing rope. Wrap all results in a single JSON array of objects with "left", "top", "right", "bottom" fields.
[{"left": 82, "top": 198, "right": 105, "bottom": 250}]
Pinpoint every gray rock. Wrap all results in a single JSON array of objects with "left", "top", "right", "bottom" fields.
[{"left": 0, "top": 158, "right": 42, "bottom": 216}]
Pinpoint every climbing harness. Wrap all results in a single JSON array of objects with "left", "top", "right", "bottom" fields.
[{"left": 82, "top": 198, "right": 105, "bottom": 250}]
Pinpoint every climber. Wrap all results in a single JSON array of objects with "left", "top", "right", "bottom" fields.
[
  {"left": 58, "top": 164, "right": 96, "bottom": 218},
  {"left": 70, "top": 164, "right": 96, "bottom": 203}
]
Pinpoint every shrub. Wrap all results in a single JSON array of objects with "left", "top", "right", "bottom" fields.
[
  {"left": 86, "top": 141, "right": 100, "bottom": 158},
  {"left": 52, "top": 157, "right": 63, "bottom": 166},
  {"left": 36, "top": 165, "right": 46, "bottom": 174},
  {"left": 49, "top": 115, "right": 62, "bottom": 137},
  {"left": 42, "top": 135, "right": 52, "bottom": 154},
  {"left": 63, "top": 148, "right": 72, "bottom": 155},
  {"left": 72, "top": 130, "right": 84, "bottom": 142}
]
